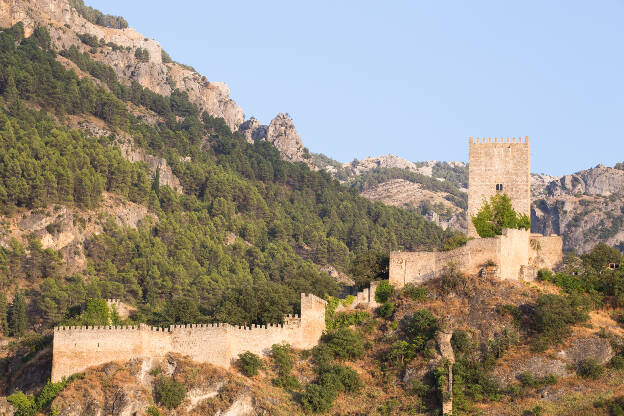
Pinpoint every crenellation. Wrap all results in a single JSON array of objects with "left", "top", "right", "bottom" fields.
[
  {"left": 390, "top": 136, "right": 563, "bottom": 288},
  {"left": 52, "top": 292, "right": 327, "bottom": 382}
]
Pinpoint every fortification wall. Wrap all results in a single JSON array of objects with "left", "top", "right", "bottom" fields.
[
  {"left": 498, "top": 229, "right": 530, "bottom": 280},
  {"left": 467, "top": 137, "right": 530, "bottom": 238},
  {"left": 529, "top": 234, "right": 563, "bottom": 271},
  {"left": 51, "top": 293, "right": 326, "bottom": 382},
  {"left": 389, "top": 229, "right": 532, "bottom": 287}
]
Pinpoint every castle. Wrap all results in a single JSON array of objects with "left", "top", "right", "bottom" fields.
[
  {"left": 52, "top": 137, "right": 563, "bottom": 382},
  {"left": 390, "top": 137, "right": 563, "bottom": 287},
  {"left": 51, "top": 293, "right": 326, "bottom": 382}
]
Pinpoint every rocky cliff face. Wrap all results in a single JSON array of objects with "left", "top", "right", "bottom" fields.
[
  {"left": 0, "top": 0, "right": 244, "bottom": 131},
  {"left": 532, "top": 165, "right": 624, "bottom": 253}
]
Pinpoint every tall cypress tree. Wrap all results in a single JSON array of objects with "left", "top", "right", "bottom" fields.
[
  {"left": 9, "top": 292, "right": 28, "bottom": 337},
  {"left": 0, "top": 293, "right": 8, "bottom": 336}
]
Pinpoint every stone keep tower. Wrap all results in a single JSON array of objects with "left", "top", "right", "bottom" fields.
[{"left": 467, "top": 137, "right": 530, "bottom": 238}]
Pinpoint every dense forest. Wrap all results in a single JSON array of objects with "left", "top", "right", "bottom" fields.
[{"left": 0, "top": 23, "right": 454, "bottom": 332}]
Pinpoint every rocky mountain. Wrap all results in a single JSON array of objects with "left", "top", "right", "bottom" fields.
[
  {"left": 309, "top": 149, "right": 624, "bottom": 253},
  {"left": 532, "top": 165, "right": 624, "bottom": 253},
  {"left": 0, "top": 0, "right": 245, "bottom": 131}
]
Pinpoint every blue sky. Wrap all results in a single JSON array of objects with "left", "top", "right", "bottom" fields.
[{"left": 87, "top": 1, "right": 623, "bottom": 175}]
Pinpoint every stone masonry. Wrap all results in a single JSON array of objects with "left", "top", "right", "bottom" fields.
[
  {"left": 390, "top": 137, "right": 563, "bottom": 288},
  {"left": 468, "top": 137, "right": 530, "bottom": 238},
  {"left": 51, "top": 293, "right": 326, "bottom": 382}
]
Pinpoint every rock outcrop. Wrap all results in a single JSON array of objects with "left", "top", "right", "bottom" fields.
[
  {"left": 532, "top": 165, "right": 624, "bottom": 253},
  {"left": 0, "top": 193, "right": 153, "bottom": 273},
  {"left": 238, "top": 113, "right": 307, "bottom": 163},
  {"left": 0, "top": 0, "right": 244, "bottom": 130}
]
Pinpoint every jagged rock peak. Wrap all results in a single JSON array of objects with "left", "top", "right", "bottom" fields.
[
  {"left": 238, "top": 117, "right": 267, "bottom": 144},
  {"left": 238, "top": 113, "right": 306, "bottom": 163},
  {"left": 266, "top": 113, "right": 305, "bottom": 162}
]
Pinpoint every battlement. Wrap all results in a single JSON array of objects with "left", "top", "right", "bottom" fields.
[
  {"left": 469, "top": 136, "right": 529, "bottom": 144},
  {"left": 51, "top": 293, "right": 326, "bottom": 382},
  {"left": 467, "top": 135, "right": 530, "bottom": 238}
]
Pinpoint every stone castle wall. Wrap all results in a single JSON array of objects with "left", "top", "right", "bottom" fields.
[
  {"left": 467, "top": 137, "right": 530, "bottom": 238},
  {"left": 51, "top": 293, "right": 326, "bottom": 382},
  {"left": 529, "top": 234, "right": 563, "bottom": 271},
  {"left": 389, "top": 229, "right": 551, "bottom": 287}
]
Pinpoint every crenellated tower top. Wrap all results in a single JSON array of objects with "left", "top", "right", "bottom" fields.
[{"left": 467, "top": 136, "right": 531, "bottom": 238}]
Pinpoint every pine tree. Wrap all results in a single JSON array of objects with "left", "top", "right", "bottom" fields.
[
  {"left": 9, "top": 291, "right": 28, "bottom": 337},
  {"left": 0, "top": 293, "right": 8, "bottom": 336},
  {"left": 151, "top": 166, "right": 161, "bottom": 197}
]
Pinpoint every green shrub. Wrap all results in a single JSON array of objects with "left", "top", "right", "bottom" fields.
[
  {"left": 271, "top": 374, "right": 300, "bottom": 391},
  {"left": 451, "top": 330, "right": 471, "bottom": 355},
  {"left": 83, "top": 298, "right": 109, "bottom": 326},
  {"left": 161, "top": 49, "right": 172, "bottom": 64},
  {"left": 410, "top": 379, "right": 431, "bottom": 397},
  {"left": 154, "top": 376, "right": 186, "bottom": 409},
  {"left": 402, "top": 284, "right": 427, "bottom": 301},
  {"left": 375, "top": 281, "right": 394, "bottom": 303},
  {"left": 531, "top": 294, "right": 590, "bottom": 351},
  {"left": 236, "top": 351, "right": 263, "bottom": 377},
  {"left": 523, "top": 406, "right": 544, "bottom": 416},
  {"left": 300, "top": 382, "right": 336, "bottom": 413},
  {"left": 331, "top": 311, "right": 370, "bottom": 329},
  {"left": 271, "top": 343, "right": 293, "bottom": 376},
  {"left": 517, "top": 372, "right": 557, "bottom": 388},
  {"left": 406, "top": 309, "right": 438, "bottom": 339},
  {"left": 6, "top": 391, "right": 36, "bottom": 416},
  {"left": 77, "top": 33, "right": 99, "bottom": 47},
  {"left": 537, "top": 268, "right": 553, "bottom": 281},
  {"left": 349, "top": 250, "right": 389, "bottom": 289},
  {"left": 323, "top": 328, "right": 365, "bottom": 360},
  {"left": 135, "top": 47, "right": 150, "bottom": 63},
  {"left": 385, "top": 340, "right": 423, "bottom": 366},
  {"left": 146, "top": 406, "right": 161, "bottom": 416},
  {"left": 378, "top": 302, "right": 395, "bottom": 319},
  {"left": 311, "top": 344, "right": 335, "bottom": 368},
  {"left": 576, "top": 358, "right": 604, "bottom": 379},
  {"left": 442, "top": 233, "right": 467, "bottom": 251},
  {"left": 610, "top": 355, "right": 624, "bottom": 370},
  {"left": 471, "top": 194, "right": 530, "bottom": 238}
]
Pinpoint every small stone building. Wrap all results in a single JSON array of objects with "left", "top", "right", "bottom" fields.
[{"left": 390, "top": 137, "right": 562, "bottom": 288}]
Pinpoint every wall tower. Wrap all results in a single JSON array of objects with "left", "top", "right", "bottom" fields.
[{"left": 467, "top": 137, "right": 530, "bottom": 238}]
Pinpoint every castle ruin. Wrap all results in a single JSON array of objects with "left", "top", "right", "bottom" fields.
[
  {"left": 390, "top": 137, "right": 563, "bottom": 287},
  {"left": 51, "top": 293, "right": 326, "bottom": 382}
]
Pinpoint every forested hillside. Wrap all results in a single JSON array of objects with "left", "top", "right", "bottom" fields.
[{"left": 0, "top": 23, "right": 452, "bottom": 336}]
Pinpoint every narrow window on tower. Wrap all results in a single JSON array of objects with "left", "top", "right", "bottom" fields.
[{"left": 496, "top": 184, "right": 503, "bottom": 191}]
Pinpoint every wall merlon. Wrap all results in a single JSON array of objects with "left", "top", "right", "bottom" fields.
[
  {"left": 469, "top": 137, "right": 529, "bottom": 145},
  {"left": 52, "top": 291, "right": 327, "bottom": 382}
]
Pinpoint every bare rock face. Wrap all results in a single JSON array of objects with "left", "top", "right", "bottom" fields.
[
  {"left": 265, "top": 113, "right": 305, "bottom": 163},
  {"left": 238, "top": 117, "right": 267, "bottom": 144},
  {"left": 361, "top": 179, "right": 467, "bottom": 232},
  {"left": 532, "top": 165, "right": 624, "bottom": 253},
  {"left": 238, "top": 113, "right": 306, "bottom": 163},
  {"left": 116, "top": 136, "right": 183, "bottom": 193},
  {"left": 0, "top": 193, "right": 153, "bottom": 273},
  {"left": 0, "top": 0, "right": 244, "bottom": 131}
]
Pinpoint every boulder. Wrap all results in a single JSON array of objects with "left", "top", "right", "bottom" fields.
[{"left": 556, "top": 336, "right": 614, "bottom": 365}]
